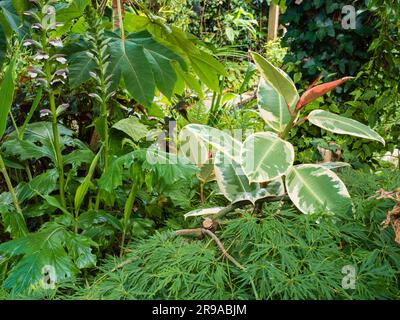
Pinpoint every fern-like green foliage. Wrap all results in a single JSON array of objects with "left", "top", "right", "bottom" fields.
[{"left": 2, "top": 168, "right": 400, "bottom": 299}]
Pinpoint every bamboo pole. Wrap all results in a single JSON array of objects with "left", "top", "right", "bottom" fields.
[{"left": 267, "top": 4, "right": 280, "bottom": 41}]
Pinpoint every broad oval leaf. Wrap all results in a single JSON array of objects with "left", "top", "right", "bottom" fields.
[
  {"left": 241, "top": 132, "right": 294, "bottom": 183},
  {"left": 308, "top": 109, "right": 385, "bottom": 145},
  {"left": 285, "top": 164, "right": 352, "bottom": 215},
  {"left": 251, "top": 52, "right": 299, "bottom": 107},
  {"left": 257, "top": 79, "right": 294, "bottom": 132},
  {"left": 215, "top": 151, "right": 281, "bottom": 204},
  {"left": 179, "top": 125, "right": 209, "bottom": 165},
  {"left": 181, "top": 124, "right": 242, "bottom": 162},
  {"left": 184, "top": 207, "right": 225, "bottom": 219},
  {"left": 112, "top": 117, "right": 149, "bottom": 142}
]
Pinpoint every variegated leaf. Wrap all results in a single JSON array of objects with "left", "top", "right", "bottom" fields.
[
  {"left": 257, "top": 79, "right": 294, "bottom": 132},
  {"left": 308, "top": 110, "right": 385, "bottom": 145},
  {"left": 241, "top": 132, "right": 294, "bottom": 183},
  {"left": 251, "top": 52, "right": 299, "bottom": 107},
  {"left": 180, "top": 124, "right": 242, "bottom": 162},
  {"left": 214, "top": 151, "right": 282, "bottom": 204},
  {"left": 317, "top": 162, "right": 351, "bottom": 170},
  {"left": 285, "top": 164, "right": 352, "bottom": 215},
  {"left": 179, "top": 125, "right": 209, "bottom": 165},
  {"left": 184, "top": 207, "right": 224, "bottom": 219}
]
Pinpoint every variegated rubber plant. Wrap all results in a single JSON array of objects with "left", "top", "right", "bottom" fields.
[{"left": 182, "top": 52, "right": 385, "bottom": 219}]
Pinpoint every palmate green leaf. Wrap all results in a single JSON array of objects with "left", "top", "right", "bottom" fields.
[
  {"left": 240, "top": 132, "right": 294, "bottom": 183},
  {"left": 1, "top": 210, "right": 28, "bottom": 239},
  {"left": 98, "top": 151, "right": 136, "bottom": 193},
  {"left": 257, "top": 79, "right": 295, "bottom": 132},
  {"left": 2, "top": 122, "right": 82, "bottom": 164},
  {"left": 285, "top": 164, "right": 352, "bottom": 215},
  {"left": 308, "top": 109, "right": 385, "bottom": 145},
  {"left": 56, "top": 0, "right": 89, "bottom": 22},
  {"left": 251, "top": 52, "right": 298, "bottom": 108},
  {"left": 0, "top": 222, "right": 96, "bottom": 294},
  {"left": 112, "top": 117, "right": 149, "bottom": 142},
  {"left": 108, "top": 31, "right": 185, "bottom": 105},
  {"left": 68, "top": 50, "right": 96, "bottom": 88},
  {"left": 0, "top": 169, "right": 59, "bottom": 207},
  {"left": 215, "top": 151, "right": 283, "bottom": 204},
  {"left": 0, "top": 57, "right": 15, "bottom": 138},
  {"left": 180, "top": 124, "right": 242, "bottom": 162}
]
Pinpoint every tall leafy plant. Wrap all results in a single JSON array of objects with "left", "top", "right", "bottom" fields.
[{"left": 182, "top": 53, "right": 385, "bottom": 219}]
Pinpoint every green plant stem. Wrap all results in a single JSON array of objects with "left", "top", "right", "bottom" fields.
[
  {"left": 280, "top": 110, "right": 298, "bottom": 140},
  {"left": 121, "top": 183, "right": 138, "bottom": 256},
  {"left": 98, "top": 62, "right": 109, "bottom": 170},
  {"left": 116, "top": 0, "right": 125, "bottom": 40},
  {"left": 0, "top": 153, "right": 26, "bottom": 228}
]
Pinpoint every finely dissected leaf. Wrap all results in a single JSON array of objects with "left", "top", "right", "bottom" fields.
[
  {"left": 184, "top": 207, "right": 225, "bottom": 219},
  {"left": 0, "top": 58, "right": 15, "bottom": 138},
  {"left": 112, "top": 117, "right": 149, "bottom": 142},
  {"left": 214, "top": 151, "right": 280, "bottom": 204},
  {"left": 285, "top": 164, "right": 352, "bottom": 215},
  {"left": 308, "top": 109, "right": 385, "bottom": 145},
  {"left": 0, "top": 223, "right": 96, "bottom": 294},
  {"left": 181, "top": 124, "right": 242, "bottom": 162},
  {"left": 240, "top": 132, "right": 294, "bottom": 183},
  {"left": 74, "top": 148, "right": 101, "bottom": 216},
  {"left": 257, "top": 79, "right": 294, "bottom": 132},
  {"left": 251, "top": 52, "right": 298, "bottom": 108}
]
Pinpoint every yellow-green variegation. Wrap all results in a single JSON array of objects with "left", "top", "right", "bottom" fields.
[
  {"left": 257, "top": 80, "right": 296, "bottom": 133},
  {"left": 240, "top": 132, "right": 294, "bottom": 183},
  {"left": 285, "top": 164, "right": 352, "bottom": 215},
  {"left": 184, "top": 207, "right": 225, "bottom": 219},
  {"left": 308, "top": 110, "right": 385, "bottom": 145},
  {"left": 251, "top": 52, "right": 299, "bottom": 108},
  {"left": 180, "top": 124, "right": 242, "bottom": 162},
  {"left": 215, "top": 151, "right": 283, "bottom": 204}
]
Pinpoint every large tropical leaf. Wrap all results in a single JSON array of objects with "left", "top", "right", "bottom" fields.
[
  {"left": 180, "top": 124, "right": 242, "bottom": 162},
  {"left": 0, "top": 222, "right": 97, "bottom": 294},
  {"left": 0, "top": 57, "right": 15, "bottom": 138},
  {"left": 214, "top": 151, "right": 283, "bottom": 204},
  {"left": 0, "top": 23, "right": 6, "bottom": 67},
  {"left": 285, "top": 164, "right": 352, "bottom": 215},
  {"left": 2, "top": 122, "right": 81, "bottom": 163},
  {"left": 257, "top": 79, "right": 294, "bottom": 132},
  {"left": 308, "top": 109, "right": 385, "bottom": 145},
  {"left": 240, "top": 132, "right": 294, "bottom": 183},
  {"left": 107, "top": 31, "right": 184, "bottom": 105},
  {"left": 112, "top": 117, "right": 149, "bottom": 142},
  {"left": 179, "top": 125, "right": 209, "bottom": 165},
  {"left": 251, "top": 52, "right": 298, "bottom": 108}
]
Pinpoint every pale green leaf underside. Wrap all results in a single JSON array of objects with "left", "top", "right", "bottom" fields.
[
  {"left": 251, "top": 52, "right": 299, "bottom": 107},
  {"left": 241, "top": 132, "right": 294, "bottom": 183},
  {"left": 308, "top": 110, "right": 385, "bottom": 145},
  {"left": 285, "top": 164, "right": 352, "bottom": 215}
]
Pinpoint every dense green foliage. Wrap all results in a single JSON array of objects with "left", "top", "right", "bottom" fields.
[{"left": 0, "top": 0, "right": 398, "bottom": 300}]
